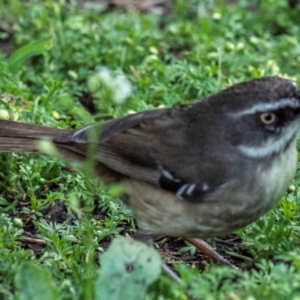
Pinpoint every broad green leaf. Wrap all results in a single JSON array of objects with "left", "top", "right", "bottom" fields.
[
  {"left": 15, "top": 262, "right": 59, "bottom": 300},
  {"left": 95, "top": 237, "right": 161, "bottom": 300}
]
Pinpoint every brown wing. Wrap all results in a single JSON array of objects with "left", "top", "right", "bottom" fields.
[
  {"left": 54, "top": 104, "right": 227, "bottom": 201},
  {"left": 54, "top": 107, "right": 188, "bottom": 185}
]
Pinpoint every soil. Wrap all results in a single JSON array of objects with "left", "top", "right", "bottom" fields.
[{"left": 17, "top": 199, "right": 253, "bottom": 273}]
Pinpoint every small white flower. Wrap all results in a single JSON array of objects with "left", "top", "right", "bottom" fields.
[{"left": 97, "top": 67, "right": 132, "bottom": 104}]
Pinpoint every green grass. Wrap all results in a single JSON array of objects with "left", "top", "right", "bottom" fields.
[{"left": 0, "top": 0, "right": 300, "bottom": 299}]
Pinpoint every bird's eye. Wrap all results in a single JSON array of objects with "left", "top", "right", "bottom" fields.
[{"left": 259, "top": 112, "right": 277, "bottom": 124}]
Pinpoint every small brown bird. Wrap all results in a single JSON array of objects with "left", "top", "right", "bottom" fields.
[{"left": 0, "top": 76, "right": 300, "bottom": 276}]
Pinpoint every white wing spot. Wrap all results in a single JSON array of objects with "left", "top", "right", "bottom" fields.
[
  {"left": 176, "top": 184, "right": 188, "bottom": 198},
  {"left": 186, "top": 183, "right": 196, "bottom": 196},
  {"left": 202, "top": 183, "right": 209, "bottom": 191},
  {"left": 162, "top": 169, "right": 181, "bottom": 182}
]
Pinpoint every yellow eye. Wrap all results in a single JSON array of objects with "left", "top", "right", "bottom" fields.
[{"left": 260, "top": 112, "right": 277, "bottom": 124}]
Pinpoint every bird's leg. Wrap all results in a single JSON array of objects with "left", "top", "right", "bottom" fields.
[
  {"left": 134, "top": 231, "right": 239, "bottom": 281},
  {"left": 184, "top": 237, "right": 239, "bottom": 270},
  {"left": 161, "top": 262, "right": 181, "bottom": 282},
  {"left": 134, "top": 230, "right": 181, "bottom": 282}
]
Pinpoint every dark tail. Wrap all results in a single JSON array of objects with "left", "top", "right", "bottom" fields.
[
  {"left": 0, "top": 120, "right": 125, "bottom": 183},
  {"left": 0, "top": 120, "right": 68, "bottom": 153}
]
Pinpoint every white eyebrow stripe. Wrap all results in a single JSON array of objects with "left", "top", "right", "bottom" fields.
[{"left": 230, "top": 98, "right": 300, "bottom": 117}]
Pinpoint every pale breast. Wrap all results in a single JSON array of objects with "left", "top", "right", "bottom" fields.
[{"left": 123, "top": 141, "right": 298, "bottom": 239}]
